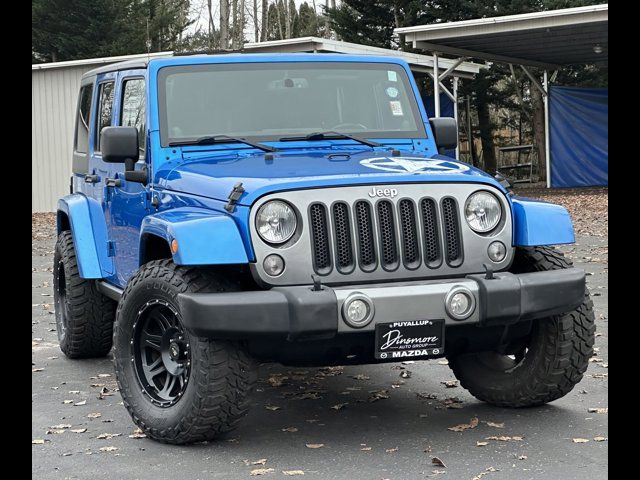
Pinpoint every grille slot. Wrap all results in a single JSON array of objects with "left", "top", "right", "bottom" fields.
[
  {"left": 441, "top": 198, "right": 463, "bottom": 266},
  {"left": 309, "top": 203, "right": 331, "bottom": 273},
  {"left": 376, "top": 200, "right": 399, "bottom": 270},
  {"left": 420, "top": 198, "right": 441, "bottom": 268},
  {"left": 398, "top": 199, "right": 420, "bottom": 269},
  {"left": 332, "top": 202, "right": 354, "bottom": 273},
  {"left": 354, "top": 201, "right": 376, "bottom": 271}
]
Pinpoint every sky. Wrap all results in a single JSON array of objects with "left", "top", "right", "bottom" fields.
[{"left": 187, "top": 0, "right": 331, "bottom": 38}]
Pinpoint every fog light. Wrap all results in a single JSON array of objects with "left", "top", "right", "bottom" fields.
[
  {"left": 342, "top": 294, "right": 374, "bottom": 328},
  {"left": 445, "top": 287, "right": 476, "bottom": 320},
  {"left": 263, "top": 254, "right": 285, "bottom": 277},
  {"left": 487, "top": 241, "right": 507, "bottom": 262}
]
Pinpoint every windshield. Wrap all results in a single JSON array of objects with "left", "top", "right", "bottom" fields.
[{"left": 158, "top": 62, "right": 426, "bottom": 146}]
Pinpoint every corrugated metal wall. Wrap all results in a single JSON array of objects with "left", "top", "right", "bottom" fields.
[{"left": 32, "top": 65, "right": 95, "bottom": 212}]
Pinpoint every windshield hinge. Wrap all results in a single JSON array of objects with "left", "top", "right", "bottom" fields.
[{"left": 224, "top": 182, "right": 245, "bottom": 213}]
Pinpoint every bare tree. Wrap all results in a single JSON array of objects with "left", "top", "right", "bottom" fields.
[
  {"left": 253, "top": 0, "right": 259, "bottom": 42},
  {"left": 220, "top": 0, "right": 230, "bottom": 49},
  {"left": 260, "top": 0, "right": 269, "bottom": 41}
]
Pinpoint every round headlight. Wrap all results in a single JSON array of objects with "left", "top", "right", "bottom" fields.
[
  {"left": 256, "top": 200, "right": 297, "bottom": 244},
  {"left": 465, "top": 191, "right": 502, "bottom": 233}
]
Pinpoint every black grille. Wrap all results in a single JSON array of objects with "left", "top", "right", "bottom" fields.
[
  {"left": 309, "top": 203, "right": 331, "bottom": 273},
  {"left": 377, "top": 201, "right": 399, "bottom": 269},
  {"left": 398, "top": 200, "right": 420, "bottom": 269},
  {"left": 332, "top": 203, "right": 354, "bottom": 272},
  {"left": 442, "top": 198, "right": 463, "bottom": 266},
  {"left": 355, "top": 201, "right": 376, "bottom": 270},
  {"left": 420, "top": 198, "right": 441, "bottom": 267}
]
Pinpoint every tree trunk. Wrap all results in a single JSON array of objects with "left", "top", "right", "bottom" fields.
[
  {"left": 220, "top": 0, "right": 230, "bottom": 49},
  {"left": 276, "top": 1, "right": 284, "bottom": 39},
  {"left": 284, "top": 0, "right": 291, "bottom": 39},
  {"left": 531, "top": 83, "right": 546, "bottom": 183},
  {"left": 253, "top": 0, "right": 259, "bottom": 42},
  {"left": 260, "top": 0, "right": 268, "bottom": 41},
  {"left": 476, "top": 97, "right": 496, "bottom": 174}
]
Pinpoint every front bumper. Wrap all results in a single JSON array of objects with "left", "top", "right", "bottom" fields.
[{"left": 178, "top": 268, "right": 585, "bottom": 340}]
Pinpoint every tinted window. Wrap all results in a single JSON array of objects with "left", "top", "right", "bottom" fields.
[
  {"left": 75, "top": 84, "right": 93, "bottom": 154},
  {"left": 158, "top": 63, "right": 425, "bottom": 146},
  {"left": 120, "top": 78, "right": 146, "bottom": 155},
  {"left": 96, "top": 81, "right": 115, "bottom": 151}
]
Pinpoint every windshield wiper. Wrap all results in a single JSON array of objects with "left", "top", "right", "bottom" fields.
[
  {"left": 279, "top": 131, "right": 381, "bottom": 148},
  {"left": 169, "top": 135, "right": 277, "bottom": 152}
]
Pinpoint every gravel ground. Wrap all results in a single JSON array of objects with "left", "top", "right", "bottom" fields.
[{"left": 32, "top": 192, "right": 608, "bottom": 479}]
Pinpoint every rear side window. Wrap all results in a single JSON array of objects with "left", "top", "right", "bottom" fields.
[
  {"left": 121, "top": 78, "right": 146, "bottom": 156},
  {"left": 74, "top": 84, "right": 93, "bottom": 154},
  {"left": 96, "top": 81, "right": 115, "bottom": 151}
]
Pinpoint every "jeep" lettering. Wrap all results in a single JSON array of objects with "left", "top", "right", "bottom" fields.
[{"left": 368, "top": 187, "right": 398, "bottom": 198}]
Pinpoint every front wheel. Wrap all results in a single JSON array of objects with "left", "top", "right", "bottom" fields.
[
  {"left": 448, "top": 246, "right": 595, "bottom": 407},
  {"left": 113, "top": 260, "right": 257, "bottom": 444}
]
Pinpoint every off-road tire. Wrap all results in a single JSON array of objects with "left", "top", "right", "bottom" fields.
[
  {"left": 53, "top": 231, "right": 116, "bottom": 358},
  {"left": 448, "top": 246, "right": 595, "bottom": 407},
  {"left": 113, "top": 260, "right": 257, "bottom": 444}
]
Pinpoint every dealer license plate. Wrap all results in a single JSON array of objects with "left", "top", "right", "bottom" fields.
[{"left": 374, "top": 320, "right": 445, "bottom": 360}]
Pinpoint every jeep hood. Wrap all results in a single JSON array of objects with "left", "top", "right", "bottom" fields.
[{"left": 156, "top": 149, "right": 505, "bottom": 205}]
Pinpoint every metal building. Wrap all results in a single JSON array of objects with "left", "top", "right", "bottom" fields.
[{"left": 31, "top": 39, "right": 482, "bottom": 212}]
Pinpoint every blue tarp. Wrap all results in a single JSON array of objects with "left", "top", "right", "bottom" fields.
[
  {"left": 424, "top": 93, "right": 455, "bottom": 156},
  {"left": 549, "top": 86, "right": 608, "bottom": 188},
  {"left": 424, "top": 93, "right": 454, "bottom": 119}
]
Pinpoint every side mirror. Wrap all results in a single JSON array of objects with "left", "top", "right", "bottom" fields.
[
  {"left": 101, "top": 126, "right": 139, "bottom": 163},
  {"left": 429, "top": 117, "right": 458, "bottom": 151}
]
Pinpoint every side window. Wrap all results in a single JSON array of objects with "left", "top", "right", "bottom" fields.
[
  {"left": 74, "top": 84, "right": 93, "bottom": 154},
  {"left": 96, "top": 81, "right": 115, "bottom": 151},
  {"left": 121, "top": 78, "right": 146, "bottom": 156}
]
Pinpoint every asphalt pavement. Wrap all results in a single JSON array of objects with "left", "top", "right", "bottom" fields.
[{"left": 32, "top": 229, "right": 608, "bottom": 480}]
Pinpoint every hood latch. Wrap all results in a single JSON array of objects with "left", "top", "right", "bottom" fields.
[{"left": 224, "top": 182, "right": 245, "bottom": 213}]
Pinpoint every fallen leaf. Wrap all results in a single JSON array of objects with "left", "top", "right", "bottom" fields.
[
  {"left": 267, "top": 375, "right": 288, "bottom": 387},
  {"left": 472, "top": 467, "right": 498, "bottom": 480},
  {"left": 385, "top": 447, "right": 398, "bottom": 453},
  {"left": 251, "top": 459, "right": 268, "bottom": 466},
  {"left": 97, "top": 374, "right": 111, "bottom": 378},
  {"left": 99, "top": 446, "right": 118, "bottom": 452},
  {"left": 431, "top": 457, "right": 446, "bottom": 468},
  {"left": 32, "top": 368, "right": 44, "bottom": 373},
  {"left": 62, "top": 400, "right": 74, "bottom": 404},
  {"left": 305, "top": 443, "right": 324, "bottom": 449},
  {"left": 476, "top": 441, "right": 489, "bottom": 447},
  {"left": 97, "top": 433, "right": 122, "bottom": 440},
  {"left": 46, "top": 429, "right": 66, "bottom": 435},
  {"left": 331, "top": 403, "right": 348, "bottom": 411},
  {"left": 588, "top": 408, "right": 608, "bottom": 414},
  {"left": 87, "top": 413, "right": 102, "bottom": 419},
  {"left": 593, "top": 436, "right": 608, "bottom": 442},
  {"left": 250, "top": 468, "right": 275, "bottom": 476},
  {"left": 485, "top": 436, "right": 523, "bottom": 442},
  {"left": 129, "top": 428, "right": 146, "bottom": 439},
  {"left": 74, "top": 400, "right": 87, "bottom": 406},
  {"left": 518, "top": 455, "right": 528, "bottom": 460},
  {"left": 282, "top": 471, "right": 305, "bottom": 476},
  {"left": 572, "top": 438, "right": 589, "bottom": 443},
  {"left": 448, "top": 417, "right": 479, "bottom": 432},
  {"left": 441, "top": 380, "right": 458, "bottom": 388},
  {"left": 32, "top": 439, "right": 47, "bottom": 445},
  {"left": 485, "top": 421, "right": 505, "bottom": 428},
  {"left": 281, "top": 427, "right": 298, "bottom": 433},
  {"left": 417, "top": 392, "right": 438, "bottom": 400},
  {"left": 50, "top": 424, "right": 72, "bottom": 430},
  {"left": 360, "top": 447, "right": 372, "bottom": 451},
  {"left": 400, "top": 370, "right": 412, "bottom": 379},
  {"left": 351, "top": 374, "right": 370, "bottom": 380},
  {"left": 71, "top": 429, "right": 87, "bottom": 433},
  {"left": 265, "top": 405, "right": 281, "bottom": 411},
  {"left": 368, "top": 390, "right": 390, "bottom": 402}
]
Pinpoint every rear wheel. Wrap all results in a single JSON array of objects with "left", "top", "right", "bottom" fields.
[
  {"left": 113, "top": 260, "right": 257, "bottom": 444},
  {"left": 448, "top": 246, "right": 595, "bottom": 407},
  {"left": 53, "top": 231, "right": 116, "bottom": 358}
]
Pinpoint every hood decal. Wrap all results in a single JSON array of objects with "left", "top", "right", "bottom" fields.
[{"left": 360, "top": 157, "right": 470, "bottom": 174}]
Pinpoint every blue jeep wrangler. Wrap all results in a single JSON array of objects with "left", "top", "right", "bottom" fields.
[{"left": 54, "top": 53, "right": 594, "bottom": 444}]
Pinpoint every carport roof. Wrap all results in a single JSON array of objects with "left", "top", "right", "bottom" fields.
[{"left": 395, "top": 4, "right": 608, "bottom": 69}]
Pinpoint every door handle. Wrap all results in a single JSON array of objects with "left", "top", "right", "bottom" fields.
[
  {"left": 84, "top": 174, "right": 99, "bottom": 184},
  {"left": 105, "top": 177, "right": 122, "bottom": 188}
]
